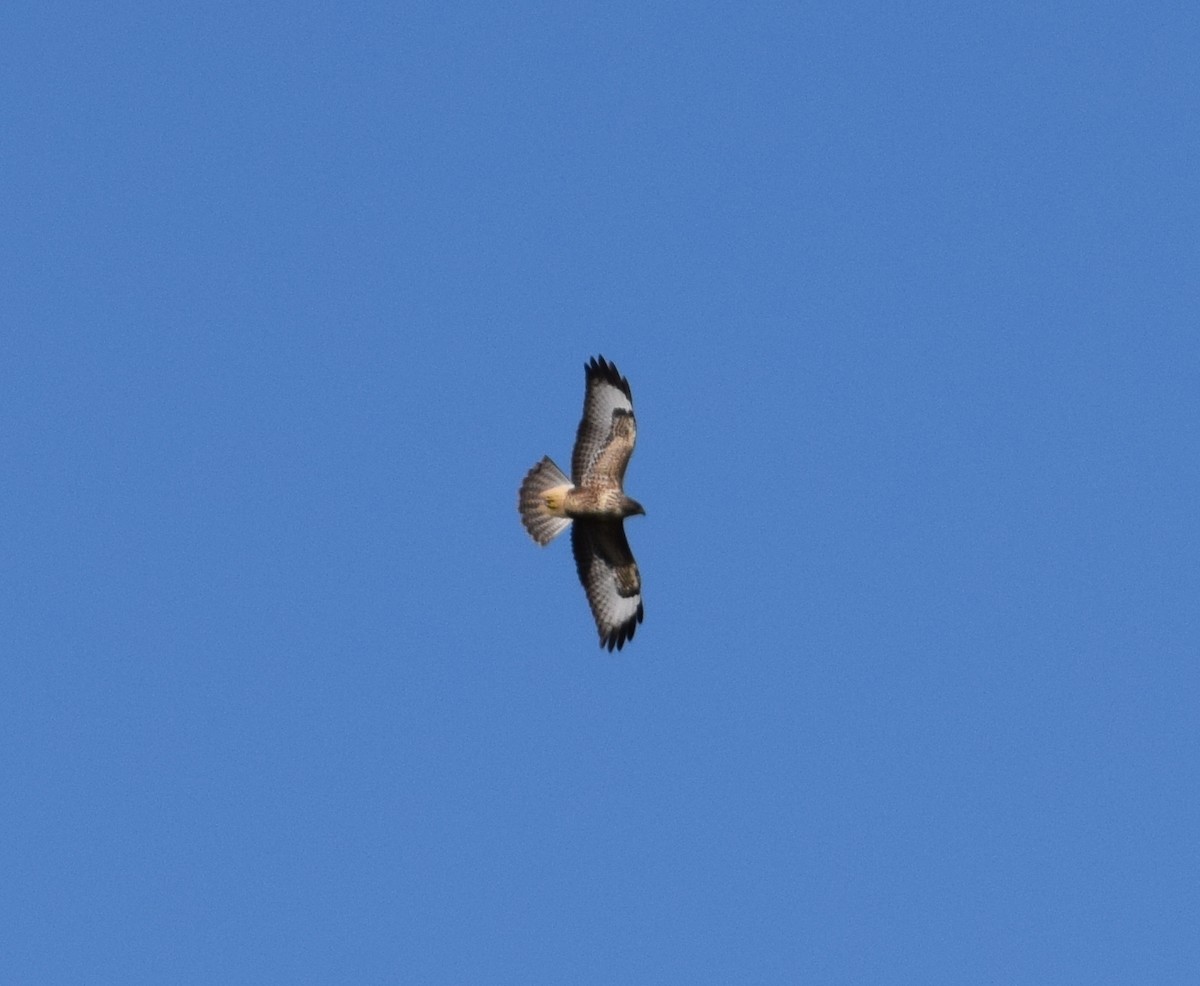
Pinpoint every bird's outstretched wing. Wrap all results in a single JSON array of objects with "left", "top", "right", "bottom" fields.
[
  {"left": 571, "top": 356, "right": 636, "bottom": 487},
  {"left": 571, "top": 519, "right": 643, "bottom": 651}
]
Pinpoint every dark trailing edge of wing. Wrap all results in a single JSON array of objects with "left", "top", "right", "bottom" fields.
[{"left": 586, "top": 355, "right": 632, "bottom": 401}]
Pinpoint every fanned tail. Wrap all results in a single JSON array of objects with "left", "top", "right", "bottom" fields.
[{"left": 518, "top": 456, "right": 573, "bottom": 545}]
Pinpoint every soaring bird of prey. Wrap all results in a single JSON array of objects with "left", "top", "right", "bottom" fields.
[{"left": 518, "top": 356, "right": 645, "bottom": 651}]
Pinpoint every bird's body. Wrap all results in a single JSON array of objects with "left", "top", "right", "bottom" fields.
[
  {"left": 533, "top": 481, "right": 638, "bottom": 519},
  {"left": 518, "top": 356, "right": 645, "bottom": 651}
]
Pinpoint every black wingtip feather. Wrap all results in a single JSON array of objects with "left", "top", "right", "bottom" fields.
[
  {"left": 600, "top": 600, "right": 645, "bottom": 652},
  {"left": 586, "top": 355, "right": 632, "bottom": 401}
]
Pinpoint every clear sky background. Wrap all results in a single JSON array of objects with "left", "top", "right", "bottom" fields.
[{"left": 4, "top": 2, "right": 1198, "bottom": 983}]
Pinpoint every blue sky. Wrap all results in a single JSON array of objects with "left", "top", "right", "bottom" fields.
[{"left": 4, "top": 1, "right": 1198, "bottom": 982}]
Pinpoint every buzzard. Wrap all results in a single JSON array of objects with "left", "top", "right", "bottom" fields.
[{"left": 518, "top": 356, "right": 645, "bottom": 651}]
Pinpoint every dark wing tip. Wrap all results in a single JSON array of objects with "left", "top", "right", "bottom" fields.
[
  {"left": 586, "top": 355, "right": 632, "bottom": 401},
  {"left": 601, "top": 600, "right": 645, "bottom": 652}
]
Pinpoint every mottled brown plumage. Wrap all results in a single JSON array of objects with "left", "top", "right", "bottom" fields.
[{"left": 518, "top": 356, "right": 645, "bottom": 651}]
